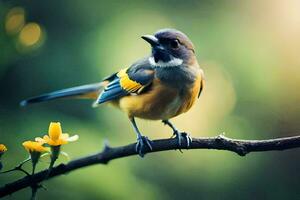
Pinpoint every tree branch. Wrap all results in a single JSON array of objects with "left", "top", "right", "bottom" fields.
[{"left": 1, "top": 134, "right": 300, "bottom": 197}]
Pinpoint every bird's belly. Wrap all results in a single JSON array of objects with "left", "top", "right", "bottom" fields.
[
  {"left": 116, "top": 78, "right": 200, "bottom": 120},
  {"left": 117, "top": 88, "right": 179, "bottom": 120}
]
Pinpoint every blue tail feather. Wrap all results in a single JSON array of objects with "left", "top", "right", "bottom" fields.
[{"left": 20, "top": 82, "right": 103, "bottom": 106}]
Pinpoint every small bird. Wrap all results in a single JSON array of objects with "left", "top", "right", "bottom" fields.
[{"left": 21, "top": 28, "right": 205, "bottom": 157}]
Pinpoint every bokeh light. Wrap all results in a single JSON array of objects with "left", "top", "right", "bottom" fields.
[
  {"left": 5, "top": 7, "right": 25, "bottom": 35},
  {"left": 18, "top": 22, "right": 43, "bottom": 47}
]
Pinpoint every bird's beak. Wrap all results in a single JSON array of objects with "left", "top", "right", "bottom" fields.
[{"left": 141, "top": 35, "right": 159, "bottom": 47}]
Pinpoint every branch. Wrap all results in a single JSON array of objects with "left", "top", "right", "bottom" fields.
[{"left": 1, "top": 134, "right": 300, "bottom": 197}]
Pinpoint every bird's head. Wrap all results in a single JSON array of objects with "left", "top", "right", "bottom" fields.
[{"left": 142, "top": 28, "right": 196, "bottom": 67}]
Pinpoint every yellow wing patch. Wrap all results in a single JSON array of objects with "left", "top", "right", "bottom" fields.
[{"left": 117, "top": 68, "right": 143, "bottom": 93}]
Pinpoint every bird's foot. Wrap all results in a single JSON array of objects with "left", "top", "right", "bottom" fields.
[
  {"left": 172, "top": 131, "right": 192, "bottom": 152},
  {"left": 135, "top": 136, "right": 153, "bottom": 157}
]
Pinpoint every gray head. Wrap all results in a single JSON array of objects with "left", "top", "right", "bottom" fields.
[{"left": 142, "top": 28, "right": 196, "bottom": 67}]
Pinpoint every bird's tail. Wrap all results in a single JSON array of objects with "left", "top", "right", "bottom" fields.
[{"left": 20, "top": 82, "right": 105, "bottom": 106}]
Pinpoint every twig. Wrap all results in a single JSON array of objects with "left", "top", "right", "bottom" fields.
[
  {"left": 0, "top": 158, "right": 31, "bottom": 176},
  {"left": 1, "top": 134, "right": 300, "bottom": 197}
]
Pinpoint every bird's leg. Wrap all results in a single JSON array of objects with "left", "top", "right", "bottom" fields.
[
  {"left": 130, "top": 117, "right": 152, "bottom": 157},
  {"left": 162, "top": 120, "right": 192, "bottom": 150}
]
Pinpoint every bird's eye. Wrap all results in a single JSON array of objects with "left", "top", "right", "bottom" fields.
[{"left": 170, "top": 39, "right": 179, "bottom": 49}]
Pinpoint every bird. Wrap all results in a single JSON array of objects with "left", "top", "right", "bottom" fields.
[{"left": 20, "top": 28, "right": 205, "bottom": 157}]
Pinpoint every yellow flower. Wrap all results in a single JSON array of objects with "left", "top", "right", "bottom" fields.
[
  {"left": 35, "top": 122, "right": 78, "bottom": 146},
  {"left": 23, "top": 141, "right": 49, "bottom": 174},
  {"left": 0, "top": 144, "right": 7, "bottom": 153},
  {"left": 22, "top": 141, "right": 49, "bottom": 152}
]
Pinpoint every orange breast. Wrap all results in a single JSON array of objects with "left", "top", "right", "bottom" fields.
[{"left": 175, "top": 74, "right": 202, "bottom": 115}]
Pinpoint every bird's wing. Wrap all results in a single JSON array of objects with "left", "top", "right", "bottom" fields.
[
  {"left": 95, "top": 65, "right": 155, "bottom": 105},
  {"left": 198, "top": 69, "right": 205, "bottom": 98}
]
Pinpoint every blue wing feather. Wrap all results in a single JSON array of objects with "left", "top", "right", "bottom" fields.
[
  {"left": 95, "top": 59, "right": 155, "bottom": 105},
  {"left": 97, "top": 78, "right": 128, "bottom": 104}
]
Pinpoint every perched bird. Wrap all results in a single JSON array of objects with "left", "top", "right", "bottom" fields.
[{"left": 21, "top": 28, "right": 205, "bottom": 157}]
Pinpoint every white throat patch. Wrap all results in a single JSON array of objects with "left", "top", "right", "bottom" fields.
[{"left": 149, "top": 56, "right": 183, "bottom": 67}]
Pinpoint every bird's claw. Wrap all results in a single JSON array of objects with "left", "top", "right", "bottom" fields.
[
  {"left": 173, "top": 131, "right": 192, "bottom": 151},
  {"left": 135, "top": 136, "right": 153, "bottom": 157}
]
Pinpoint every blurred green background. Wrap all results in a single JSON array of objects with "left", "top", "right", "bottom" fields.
[{"left": 1, "top": 0, "right": 300, "bottom": 199}]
